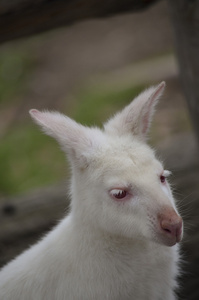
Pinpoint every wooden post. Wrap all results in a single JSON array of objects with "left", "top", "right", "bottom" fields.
[{"left": 168, "top": 0, "right": 199, "bottom": 142}]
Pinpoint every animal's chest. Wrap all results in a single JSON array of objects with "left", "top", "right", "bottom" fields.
[{"left": 61, "top": 246, "right": 175, "bottom": 300}]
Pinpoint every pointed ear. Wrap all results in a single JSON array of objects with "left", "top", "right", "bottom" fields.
[
  {"left": 29, "top": 109, "right": 95, "bottom": 167},
  {"left": 104, "top": 81, "right": 165, "bottom": 141}
]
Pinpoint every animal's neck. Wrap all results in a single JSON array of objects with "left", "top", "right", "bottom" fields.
[{"left": 70, "top": 210, "right": 148, "bottom": 258}]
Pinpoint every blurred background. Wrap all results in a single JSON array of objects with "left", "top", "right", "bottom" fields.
[
  {"left": 0, "top": 1, "right": 198, "bottom": 299},
  {"left": 0, "top": 0, "right": 193, "bottom": 197}
]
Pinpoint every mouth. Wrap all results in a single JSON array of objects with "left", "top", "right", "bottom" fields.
[{"left": 159, "top": 232, "right": 182, "bottom": 247}]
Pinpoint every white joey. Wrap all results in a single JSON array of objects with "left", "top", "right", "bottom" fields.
[{"left": 0, "top": 81, "right": 183, "bottom": 300}]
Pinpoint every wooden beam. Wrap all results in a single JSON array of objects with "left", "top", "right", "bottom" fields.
[
  {"left": 0, "top": 183, "right": 69, "bottom": 243},
  {"left": 0, "top": 0, "right": 159, "bottom": 43}
]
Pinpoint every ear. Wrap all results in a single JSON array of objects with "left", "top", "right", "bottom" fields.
[
  {"left": 104, "top": 81, "right": 165, "bottom": 141},
  {"left": 29, "top": 109, "right": 95, "bottom": 168}
]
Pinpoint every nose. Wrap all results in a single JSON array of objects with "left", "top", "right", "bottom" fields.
[
  {"left": 159, "top": 210, "right": 183, "bottom": 245},
  {"left": 161, "top": 217, "right": 182, "bottom": 242}
]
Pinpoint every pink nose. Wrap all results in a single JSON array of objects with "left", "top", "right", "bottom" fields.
[{"left": 160, "top": 212, "right": 183, "bottom": 244}]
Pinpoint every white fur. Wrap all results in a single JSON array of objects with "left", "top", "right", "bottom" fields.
[{"left": 0, "top": 82, "right": 183, "bottom": 300}]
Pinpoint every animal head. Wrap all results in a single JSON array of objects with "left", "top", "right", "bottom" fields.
[{"left": 30, "top": 82, "right": 183, "bottom": 247}]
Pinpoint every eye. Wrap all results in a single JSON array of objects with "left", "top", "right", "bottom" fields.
[
  {"left": 160, "top": 175, "right": 166, "bottom": 183},
  {"left": 160, "top": 170, "right": 171, "bottom": 184},
  {"left": 110, "top": 189, "right": 128, "bottom": 200}
]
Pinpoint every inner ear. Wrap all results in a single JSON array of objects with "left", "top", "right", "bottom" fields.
[
  {"left": 139, "top": 81, "right": 165, "bottom": 136},
  {"left": 104, "top": 81, "right": 165, "bottom": 140},
  {"left": 29, "top": 109, "right": 106, "bottom": 169}
]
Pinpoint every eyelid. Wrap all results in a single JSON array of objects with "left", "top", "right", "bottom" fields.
[
  {"left": 163, "top": 170, "right": 171, "bottom": 177},
  {"left": 109, "top": 188, "right": 131, "bottom": 201},
  {"left": 109, "top": 187, "right": 128, "bottom": 194},
  {"left": 108, "top": 182, "right": 133, "bottom": 191},
  {"left": 110, "top": 188, "right": 124, "bottom": 194},
  {"left": 108, "top": 185, "right": 133, "bottom": 195},
  {"left": 110, "top": 189, "right": 127, "bottom": 195}
]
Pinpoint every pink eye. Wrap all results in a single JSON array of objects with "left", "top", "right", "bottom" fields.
[
  {"left": 110, "top": 189, "right": 128, "bottom": 200},
  {"left": 160, "top": 175, "right": 166, "bottom": 183}
]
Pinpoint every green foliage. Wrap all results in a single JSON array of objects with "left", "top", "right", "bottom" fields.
[
  {"left": 71, "top": 84, "right": 145, "bottom": 127},
  {"left": 0, "top": 125, "right": 66, "bottom": 196},
  {"left": 0, "top": 48, "right": 33, "bottom": 105}
]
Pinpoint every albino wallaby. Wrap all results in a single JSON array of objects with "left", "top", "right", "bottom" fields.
[{"left": 0, "top": 82, "right": 183, "bottom": 300}]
